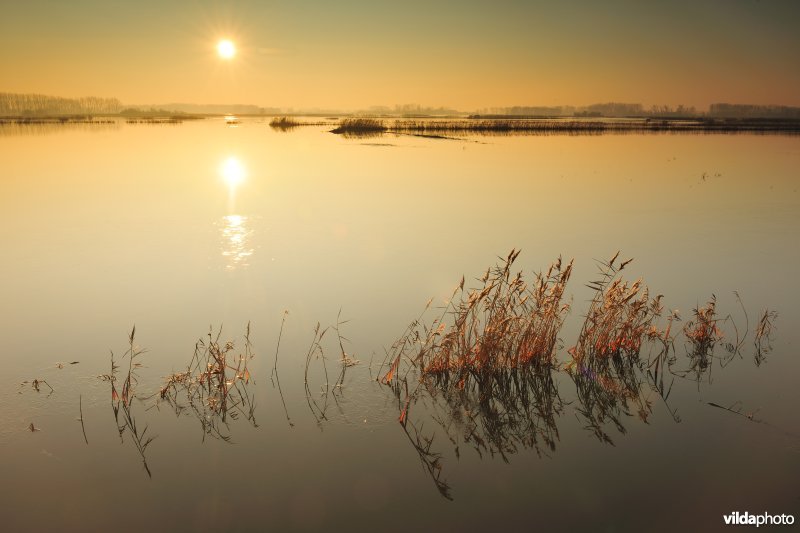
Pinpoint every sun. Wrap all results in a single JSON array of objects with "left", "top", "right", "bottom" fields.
[
  {"left": 221, "top": 157, "right": 245, "bottom": 188},
  {"left": 217, "top": 39, "right": 236, "bottom": 59}
]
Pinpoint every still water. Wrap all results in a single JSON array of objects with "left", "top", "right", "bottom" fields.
[{"left": 1, "top": 119, "right": 798, "bottom": 532}]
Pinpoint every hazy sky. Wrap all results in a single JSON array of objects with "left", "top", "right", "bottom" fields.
[{"left": 1, "top": 0, "right": 799, "bottom": 110}]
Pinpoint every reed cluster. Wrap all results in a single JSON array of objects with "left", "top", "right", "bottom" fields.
[
  {"left": 436, "top": 253, "right": 570, "bottom": 373},
  {"left": 330, "top": 118, "right": 388, "bottom": 134},
  {"left": 269, "top": 116, "right": 334, "bottom": 130},
  {"left": 382, "top": 251, "right": 573, "bottom": 391},
  {"left": 269, "top": 116, "right": 301, "bottom": 128},
  {"left": 683, "top": 297, "right": 723, "bottom": 357},
  {"left": 570, "top": 254, "right": 664, "bottom": 367},
  {"left": 158, "top": 324, "right": 257, "bottom": 441}
]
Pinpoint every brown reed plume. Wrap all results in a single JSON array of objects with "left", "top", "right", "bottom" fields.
[
  {"left": 680, "top": 296, "right": 724, "bottom": 383},
  {"left": 566, "top": 253, "right": 666, "bottom": 441},
  {"left": 377, "top": 252, "right": 573, "bottom": 498},
  {"left": 569, "top": 253, "right": 663, "bottom": 368},
  {"left": 382, "top": 251, "right": 573, "bottom": 391},
  {"left": 683, "top": 296, "right": 723, "bottom": 358}
]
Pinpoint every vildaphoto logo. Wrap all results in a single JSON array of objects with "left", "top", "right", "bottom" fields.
[{"left": 723, "top": 512, "right": 795, "bottom": 527}]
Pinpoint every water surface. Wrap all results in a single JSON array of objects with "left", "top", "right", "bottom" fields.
[{"left": 1, "top": 119, "right": 798, "bottom": 532}]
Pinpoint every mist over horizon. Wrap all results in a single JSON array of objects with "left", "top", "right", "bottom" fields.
[{"left": 3, "top": 90, "right": 800, "bottom": 120}]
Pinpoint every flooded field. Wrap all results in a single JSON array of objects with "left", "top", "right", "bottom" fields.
[{"left": 1, "top": 118, "right": 798, "bottom": 532}]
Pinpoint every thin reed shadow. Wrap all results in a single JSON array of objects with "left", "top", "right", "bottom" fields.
[
  {"left": 271, "top": 310, "right": 294, "bottom": 427},
  {"left": 754, "top": 309, "right": 777, "bottom": 367},
  {"left": 303, "top": 323, "right": 331, "bottom": 425},
  {"left": 101, "top": 326, "right": 155, "bottom": 477}
]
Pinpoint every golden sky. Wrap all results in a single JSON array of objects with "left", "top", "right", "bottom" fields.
[{"left": 1, "top": 0, "right": 799, "bottom": 110}]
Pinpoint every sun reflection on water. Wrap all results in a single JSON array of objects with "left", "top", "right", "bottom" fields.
[{"left": 219, "top": 214, "right": 254, "bottom": 270}]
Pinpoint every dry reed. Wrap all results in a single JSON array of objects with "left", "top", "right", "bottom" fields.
[
  {"left": 106, "top": 326, "right": 155, "bottom": 477},
  {"left": 569, "top": 253, "right": 664, "bottom": 368},
  {"left": 683, "top": 297, "right": 723, "bottom": 360},
  {"left": 565, "top": 253, "right": 666, "bottom": 441},
  {"left": 158, "top": 324, "right": 257, "bottom": 442},
  {"left": 330, "top": 118, "right": 388, "bottom": 135},
  {"left": 269, "top": 116, "right": 333, "bottom": 130},
  {"left": 382, "top": 251, "right": 573, "bottom": 392},
  {"left": 754, "top": 309, "right": 778, "bottom": 366},
  {"left": 327, "top": 117, "right": 800, "bottom": 136}
]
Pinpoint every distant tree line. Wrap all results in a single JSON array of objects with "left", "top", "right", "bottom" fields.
[
  {"left": 476, "top": 102, "right": 799, "bottom": 119},
  {"left": 358, "top": 103, "right": 462, "bottom": 116},
  {"left": 0, "top": 92, "right": 122, "bottom": 116},
  {"left": 709, "top": 103, "right": 800, "bottom": 119}
]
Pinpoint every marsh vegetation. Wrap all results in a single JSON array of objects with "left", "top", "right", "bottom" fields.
[
  {"left": 24, "top": 250, "right": 773, "bottom": 486},
  {"left": 328, "top": 117, "right": 800, "bottom": 137}
]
